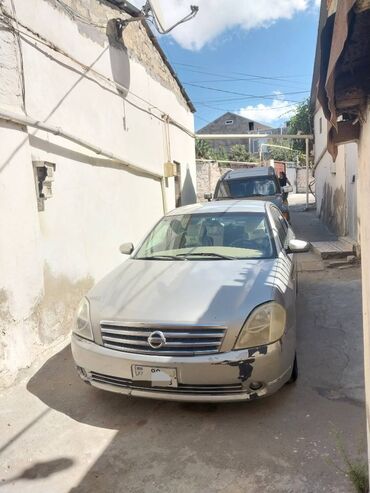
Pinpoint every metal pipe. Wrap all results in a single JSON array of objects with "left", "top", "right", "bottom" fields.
[
  {"left": 305, "top": 138, "right": 309, "bottom": 210},
  {"left": 0, "top": 108, "right": 163, "bottom": 180},
  {"left": 196, "top": 133, "right": 314, "bottom": 141}
]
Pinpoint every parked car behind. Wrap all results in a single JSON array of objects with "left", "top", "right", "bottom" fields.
[
  {"left": 72, "top": 200, "right": 309, "bottom": 402},
  {"left": 206, "top": 166, "right": 292, "bottom": 221}
]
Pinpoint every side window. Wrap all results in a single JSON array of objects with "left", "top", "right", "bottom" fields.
[
  {"left": 216, "top": 181, "right": 228, "bottom": 198},
  {"left": 270, "top": 207, "right": 288, "bottom": 248}
]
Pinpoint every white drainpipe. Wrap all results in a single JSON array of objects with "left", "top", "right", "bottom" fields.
[{"left": 0, "top": 108, "right": 168, "bottom": 213}]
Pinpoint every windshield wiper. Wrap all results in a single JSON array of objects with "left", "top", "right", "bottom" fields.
[
  {"left": 138, "top": 255, "right": 183, "bottom": 260},
  {"left": 176, "top": 252, "right": 235, "bottom": 260}
]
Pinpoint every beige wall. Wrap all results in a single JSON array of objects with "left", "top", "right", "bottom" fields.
[
  {"left": 0, "top": 0, "right": 196, "bottom": 386},
  {"left": 358, "top": 103, "right": 370, "bottom": 465}
]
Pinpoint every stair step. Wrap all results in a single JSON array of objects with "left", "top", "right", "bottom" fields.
[{"left": 311, "top": 239, "right": 354, "bottom": 259}]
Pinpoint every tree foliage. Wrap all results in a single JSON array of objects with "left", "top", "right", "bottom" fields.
[
  {"left": 195, "top": 139, "right": 213, "bottom": 159},
  {"left": 195, "top": 140, "right": 257, "bottom": 162},
  {"left": 229, "top": 144, "right": 251, "bottom": 162},
  {"left": 286, "top": 98, "right": 312, "bottom": 152}
]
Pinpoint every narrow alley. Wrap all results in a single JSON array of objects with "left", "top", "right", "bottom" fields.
[{"left": 0, "top": 195, "right": 365, "bottom": 493}]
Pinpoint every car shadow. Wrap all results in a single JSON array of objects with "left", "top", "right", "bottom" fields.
[
  {"left": 27, "top": 344, "right": 293, "bottom": 431},
  {"left": 26, "top": 344, "right": 299, "bottom": 492}
]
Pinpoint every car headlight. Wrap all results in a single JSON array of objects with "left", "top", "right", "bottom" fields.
[
  {"left": 73, "top": 298, "right": 93, "bottom": 341},
  {"left": 234, "top": 302, "right": 286, "bottom": 349}
]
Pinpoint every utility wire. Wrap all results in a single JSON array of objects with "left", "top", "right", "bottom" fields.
[
  {"left": 173, "top": 61, "right": 311, "bottom": 82},
  {"left": 54, "top": 0, "right": 107, "bottom": 28},
  {"left": 184, "top": 82, "right": 309, "bottom": 102},
  {"left": 0, "top": 10, "right": 195, "bottom": 138},
  {"left": 192, "top": 95, "right": 305, "bottom": 104}
]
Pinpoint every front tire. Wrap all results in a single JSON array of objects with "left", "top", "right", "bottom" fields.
[{"left": 287, "top": 354, "right": 298, "bottom": 383}]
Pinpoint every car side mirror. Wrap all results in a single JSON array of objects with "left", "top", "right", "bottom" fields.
[
  {"left": 286, "top": 239, "right": 310, "bottom": 254},
  {"left": 282, "top": 185, "right": 293, "bottom": 193},
  {"left": 204, "top": 192, "right": 213, "bottom": 201},
  {"left": 119, "top": 242, "right": 134, "bottom": 255}
]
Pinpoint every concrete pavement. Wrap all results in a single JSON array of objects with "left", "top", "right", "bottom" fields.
[{"left": 0, "top": 196, "right": 365, "bottom": 493}]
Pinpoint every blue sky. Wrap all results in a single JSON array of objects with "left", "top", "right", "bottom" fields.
[{"left": 132, "top": 0, "right": 320, "bottom": 130}]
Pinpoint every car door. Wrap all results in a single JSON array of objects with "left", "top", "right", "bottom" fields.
[
  {"left": 268, "top": 204, "right": 297, "bottom": 340},
  {"left": 269, "top": 204, "right": 297, "bottom": 295}
]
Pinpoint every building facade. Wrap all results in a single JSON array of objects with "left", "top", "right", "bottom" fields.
[
  {"left": 0, "top": 0, "right": 196, "bottom": 386},
  {"left": 197, "top": 112, "right": 272, "bottom": 154},
  {"left": 312, "top": 106, "right": 359, "bottom": 241},
  {"left": 312, "top": 0, "right": 370, "bottom": 464}
]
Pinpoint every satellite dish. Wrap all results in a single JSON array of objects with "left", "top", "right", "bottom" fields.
[{"left": 145, "top": 0, "right": 199, "bottom": 34}]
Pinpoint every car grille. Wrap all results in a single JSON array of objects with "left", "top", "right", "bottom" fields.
[
  {"left": 100, "top": 321, "right": 226, "bottom": 356},
  {"left": 90, "top": 371, "right": 243, "bottom": 395}
]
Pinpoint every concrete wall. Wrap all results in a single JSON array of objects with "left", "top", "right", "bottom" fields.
[
  {"left": 196, "top": 161, "right": 226, "bottom": 202},
  {"left": 358, "top": 103, "right": 370, "bottom": 451},
  {"left": 313, "top": 106, "right": 359, "bottom": 240},
  {"left": 0, "top": 0, "right": 196, "bottom": 386}
]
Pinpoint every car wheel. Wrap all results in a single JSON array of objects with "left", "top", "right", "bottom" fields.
[{"left": 287, "top": 354, "right": 298, "bottom": 383}]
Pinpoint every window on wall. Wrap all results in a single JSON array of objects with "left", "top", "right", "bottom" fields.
[
  {"left": 249, "top": 122, "right": 254, "bottom": 131},
  {"left": 319, "top": 117, "right": 322, "bottom": 134},
  {"left": 225, "top": 120, "right": 234, "bottom": 125}
]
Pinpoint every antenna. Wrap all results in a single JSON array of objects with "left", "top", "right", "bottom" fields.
[{"left": 119, "top": 1, "right": 199, "bottom": 33}]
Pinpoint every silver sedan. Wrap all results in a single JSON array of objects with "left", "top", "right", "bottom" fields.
[{"left": 71, "top": 200, "right": 309, "bottom": 402}]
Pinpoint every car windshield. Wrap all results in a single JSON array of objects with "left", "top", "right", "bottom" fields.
[
  {"left": 217, "top": 176, "right": 278, "bottom": 199},
  {"left": 135, "top": 212, "right": 275, "bottom": 260}
]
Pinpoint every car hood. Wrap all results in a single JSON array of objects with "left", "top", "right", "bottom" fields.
[{"left": 88, "top": 258, "right": 275, "bottom": 333}]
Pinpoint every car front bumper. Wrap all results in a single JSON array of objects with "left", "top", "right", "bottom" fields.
[{"left": 71, "top": 334, "right": 294, "bottom": 402}]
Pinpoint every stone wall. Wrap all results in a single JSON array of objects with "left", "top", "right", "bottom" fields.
[
  {"left": 296, "top": 168, "right": 313, "bottom": 193},
  {"left": 196, "top": 161, "right": 257, "bottom": 201}
]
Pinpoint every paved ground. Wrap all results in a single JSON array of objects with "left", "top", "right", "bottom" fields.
[{"left": 0, "top": 195, "right": 366, "bottom": 493}]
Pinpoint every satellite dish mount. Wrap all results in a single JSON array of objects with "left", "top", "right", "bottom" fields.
[{"left": 120, "top": 1, "right": 199, "bottom": 34}]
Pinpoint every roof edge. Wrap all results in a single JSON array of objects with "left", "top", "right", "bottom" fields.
[{"left": 105, "top": 0, "right": 195, "bottom": 113}]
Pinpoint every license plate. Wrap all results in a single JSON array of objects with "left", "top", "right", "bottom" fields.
[{"left": 132, "top": 365, "right": 178, "bottom": 388}]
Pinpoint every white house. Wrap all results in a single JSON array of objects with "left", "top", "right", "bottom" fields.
[
  {"left": 312, "top": 0, "right": 370, "bottom": 464},
  {"left": 0, "top": 0, "right": 197, "bottom": 386},
  {"left": 310, "top": 2, "right": 359, "bottom": 243}
]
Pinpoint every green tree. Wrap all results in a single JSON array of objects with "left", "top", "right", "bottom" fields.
[
  {"left": 229, "top": 144, "right": 251, "bottom": 162},
  {"left": 263, "top": 139, "right": 302, "bottom": 162},
  {"left": 195, "top": 139, "right": 213, "bottom": 159},
  {"left": 213, "top": 147, "right": 229, "bottom": 161},
  {"left": 286, "top": 98, "right": 312, "bottom": 152}
]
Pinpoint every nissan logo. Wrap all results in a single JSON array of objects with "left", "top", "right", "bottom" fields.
[{"left": 147, "top": 330, "right": 166, "bottom": 349}]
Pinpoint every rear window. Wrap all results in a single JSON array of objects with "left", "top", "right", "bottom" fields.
[{"left": 216, "top": 176, "right": 279, "bottom": 199}]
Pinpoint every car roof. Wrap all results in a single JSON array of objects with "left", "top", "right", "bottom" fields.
[
  {"left": 222, "top": 166, "right": 276, "bottom": 180},
  {"left": 167, "top": 200, "right": 268, "bottom": 216}
]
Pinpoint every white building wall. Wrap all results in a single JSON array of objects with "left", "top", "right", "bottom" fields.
[
  {"left": 358, "top": 104, "right": 370, "bottom": 456},
  {"left": 313, "top": 106, "right": 358, "bottom": 240},
  {"left": 0, "top": 0, "right": 196, "bottom": 386}
]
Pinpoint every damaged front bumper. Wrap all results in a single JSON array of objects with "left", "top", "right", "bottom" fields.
[{"left": 71, "top": 334, "right": 293, "bottom": 402}]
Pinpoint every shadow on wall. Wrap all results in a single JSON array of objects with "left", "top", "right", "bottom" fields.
[
  {"left": 320, "top": 183, "right": 346, "bottom": 236},
  {"left": 106, "top": 19, "right": 130, "bottom": 98},
  {"left": 181, "top": 167, "right": 197, "bottom": 205}
]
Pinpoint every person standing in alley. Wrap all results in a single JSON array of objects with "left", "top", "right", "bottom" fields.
[{"left": 279, "top": 171, "right": 291, "bottom": 202}]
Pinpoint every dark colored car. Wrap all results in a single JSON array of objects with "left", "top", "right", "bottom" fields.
[{"left": 205, "top": 166, "right": 291, "bottom": 221}]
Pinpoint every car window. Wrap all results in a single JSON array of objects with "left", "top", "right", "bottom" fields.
[
  {"left": 270, "top": 207, "right": 288, "bottom": 248},
  {"left": 135, "top": 212, "right": 275, "bottom": 260},
  {"left": 216, "top": 176, "right": 277, "bottom": 199}
]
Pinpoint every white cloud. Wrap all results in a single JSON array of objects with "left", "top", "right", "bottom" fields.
[
  {"left": 130, "top": 0, "right": 314, "bottom": 50},
  {"left": 238, "top": 92, "right": 298, "bottom": 125}
]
